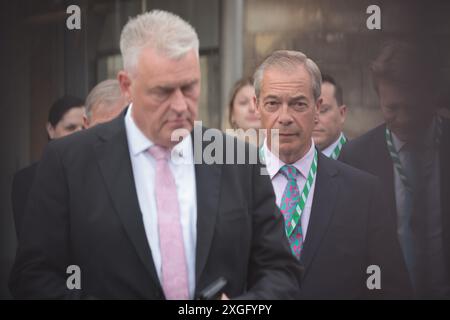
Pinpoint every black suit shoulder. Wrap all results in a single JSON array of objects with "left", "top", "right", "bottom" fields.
[
  {"left": 320, "top": 151, "right": 381, "bottom": 189},
  {"left": 11, "top": 161, "right": 39, "bottom": 236},
  {"left": 340, "top": 124, "right": 386, "bottom": 162},
  {"left": 46, "top": 119, "right": 116, "bottom": 153}
]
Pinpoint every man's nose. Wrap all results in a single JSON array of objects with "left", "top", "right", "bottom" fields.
[
  {"left": 170, "top": 89, "right": 188, "bottom": 113},
  {"left": 396, "top": 108, "right": 413, "bottom": 126},
  {"left": 278, "top": 103, "right": 293, "bottom": 126},
  {"left": 248, "top": 99, "right": 257, "bottom": 113}
]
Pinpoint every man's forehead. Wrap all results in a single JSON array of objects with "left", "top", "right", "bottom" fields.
[
  {"left": 321, "top": 83, "right": 337, "bottom": 101},
  {"left": 263, "top": 64, "right": 311, "bottom": 83},
  {"left": 261, "top": 67, "right": 313, "bottom": 96}
]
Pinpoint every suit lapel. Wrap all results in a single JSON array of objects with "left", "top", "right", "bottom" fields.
[
  {"left": 300, "top": 153, "right": 338, "bottom": 276},
  {"left": 370, "top": 125, "right": 397, "bottom": 224},
  {"left": 439, "top": 118, "right": 450, "bottom": 267},
  {"left": 93, "top": 110, "right": 162, "bottom": 293},
  {"left": 193, "top": 127, "right": 222, "bottom": 283}
]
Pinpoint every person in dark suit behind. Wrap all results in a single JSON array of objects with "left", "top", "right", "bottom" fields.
[
  {"left": 83, "top": 79, "right": 127, "bottom": 128},
  {"left": 340, "top": 41, "right": 450, "bottom": 299},
  {"left": 9, "top": 10, "right": 301, "bottom": 300},
  {"left": 312, "top": 74, "right": 348, "bottom": 160},
  {"left": 254, "top": 50, "right": 412, "bottom": 299},
  {"left": 11, "top": 95, "right": 85, "bottom": 237}
]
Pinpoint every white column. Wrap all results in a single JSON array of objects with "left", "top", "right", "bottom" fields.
[{"left": 220, "top": 0, "right": 244, "bottom": 130}]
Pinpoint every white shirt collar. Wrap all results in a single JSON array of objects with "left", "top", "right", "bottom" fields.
[
  {"left": 321, "top": 132, "right": 345, "bottom": 157},
  {"left": 263, "top": 138, "right": 316, "bottom": 180},
  {"left": 125, "top": 104, "right": 193, "bottom": 162}
]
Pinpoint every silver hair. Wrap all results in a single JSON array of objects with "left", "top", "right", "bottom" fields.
[
  {"left": 85, "top": 79, "right": 124, "bottom": 120},
  {"left": 253, "top": 50, "right": 322, "bottom": 101},
  {"left": 120, "top": 10, "right": 199, "bottom": 73}
]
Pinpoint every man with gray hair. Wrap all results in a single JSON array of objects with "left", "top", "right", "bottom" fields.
[
  {"left": 84, "top": 79, "right": 127, "bottom": 128},
  {"left": 255, "top": 50, "right": 411, "bottom": 298},
  {"left": 10, "top": 11, "right": 302, "bottom": 300}
]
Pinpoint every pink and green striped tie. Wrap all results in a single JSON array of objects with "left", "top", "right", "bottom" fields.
[{"left": 279, "top": 165, "right": 303, "bottom": 259}]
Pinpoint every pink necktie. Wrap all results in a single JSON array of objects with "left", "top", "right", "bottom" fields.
[{"left": 149, "top": 145, "right": 189, "bottom": 300}]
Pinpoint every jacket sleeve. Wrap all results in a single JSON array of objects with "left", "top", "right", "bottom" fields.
[
  {"left": 235, "top": 161, "right": 302, "bottom": 300},
  {"left": 9, "top": 142, "right": 86, "bottom": 299},
  {"left": 365, "top": 176, "right": 413, "bottom": 299}
]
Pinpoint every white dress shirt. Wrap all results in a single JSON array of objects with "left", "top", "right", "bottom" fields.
[
  {"left": 391, "top": 117, "right": 449, "bottom": 296},
  {"left": 262, "top": 139, "right": 317, "bottom": 239},
  {"left": 124, "top": 105, "right": 197, "bottom": 299},
  {"left": 321, "top": 132, "right": 345, "bottom": 158}
]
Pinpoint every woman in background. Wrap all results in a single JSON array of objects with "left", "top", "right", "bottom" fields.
[{"left": 228, "top": 77, "right": 262, "bottom": 146}]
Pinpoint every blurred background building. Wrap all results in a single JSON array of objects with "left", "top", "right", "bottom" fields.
[{"left": 1, "top": 0, "right": 449, "bottom": 298}]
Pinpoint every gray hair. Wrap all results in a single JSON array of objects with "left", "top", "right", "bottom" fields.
[
  {"left": 85, "top": 79, "right": 124, "bottom": 120},
  {"left": 253, "top": 50, "right": 322, "bottom": 101},
  {"left": 120, "top": 10, "right": 199, "bottom": 73}
]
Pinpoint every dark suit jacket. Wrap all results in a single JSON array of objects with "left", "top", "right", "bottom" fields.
[
  {"left": 339, "top": 120, "right": 450, "bottom": 297},
  {"left": 9, "top": 110, "right": 302, "bottom": 300},
  {"left": 11, "top": 162, "right": 38, "bottom": 238},
  {"left": 297, "top": 152, "right": 412, "bottom": 299}
]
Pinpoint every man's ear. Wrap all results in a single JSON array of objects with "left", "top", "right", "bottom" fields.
[
  {"left": 46, "top": 122, "right": 55, "bottom": 140},
  {"left": 83, "top": 114, "right": 89, "bottom": 129},
  {"left": 253, "top": 95, "right": 262, "bottom": 118},
  {"left": 316, "top": 97, "right": 323, "bottom": 111},
  {"left": 314, "top": 98, "right": 323, "bottom": 124},
  {"left": 340, "top": 104, "right": 347, "bottom": 123},
  {"left": 118, "top": 70, "right": 132, "bottom": 103}
]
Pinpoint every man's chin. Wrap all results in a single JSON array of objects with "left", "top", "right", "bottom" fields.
[
  {"left": 390, "top": 128, "right": 413, "bottom": 142},
  {"left": 165, "top": 124, "right": 192, "bottom": 144}
]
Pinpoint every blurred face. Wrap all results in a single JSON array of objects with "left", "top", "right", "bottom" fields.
[
  {"left": 256, "top": 65, "right": 320, "bottom": 164},
  {"left": 377, "top": 80, "right": 435, "bottom": 142},
  {"left": 231, "top": 85, "right": 260, "bottom": 130},
  {"left": 313, "top": 82, "right": 346, "bottom": 150},
  {"left": 47, "top": 106, "right": 85, "bottom": 139},
  {"left": 118, "top": 47, "right": 201, "bottom": 148},
  {"left": 86, "top": 98, "right": 128, "bottom": 128}
]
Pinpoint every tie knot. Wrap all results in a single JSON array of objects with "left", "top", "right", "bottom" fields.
[
  {"left": 148, "top": 145, "right": 171, "bottom": 161},
  {"left": 280, "top": 165, "right": 298, "bottom": 181}
]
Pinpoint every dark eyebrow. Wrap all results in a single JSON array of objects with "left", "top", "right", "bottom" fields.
[
  {"left": 153, "top": 86, "right": 174, "bottom": 93},
  {"left": 289, "top": 95, "right": 308, "bottom": 103},
  {"left": 64, "top": 124, "right": 78, "bottom": 130},
  {"left": 263, "top": 95, "right": 280, "bottom": 102},
  {"left": 181, "top": 79, "right": 199, "bottom": 87},
  {"left": 154, "top": 79, "right": 199, "bottom": 92}
]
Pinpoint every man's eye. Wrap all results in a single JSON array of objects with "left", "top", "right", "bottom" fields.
[
  {"left": 150, "top": 88, "right": 170, "bottom": 99},
  {"left": 291, "top": 102, "right": 307, "bottom": 111},
  {"left": 386, "top": 105, "right": 398, "bottom": 112},
  {"left": 182, "top": 85, "right": 194, "bottom": 94}
]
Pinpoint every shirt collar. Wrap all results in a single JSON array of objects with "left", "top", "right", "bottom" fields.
[
  {"left": 391, "top": 116, "right": 436, "bottom": 152},
  {"left": 263, "top": 138, "right": 316, "bottom": 180},
  {"left": 125, "top": 104, "right": 193, "bottom": 162},
  {"left": 321, "top": 132, "right": 344, "bottom": 157},
  {"left": 125, "top": 104, "right": 153, "bottom": 156}
]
